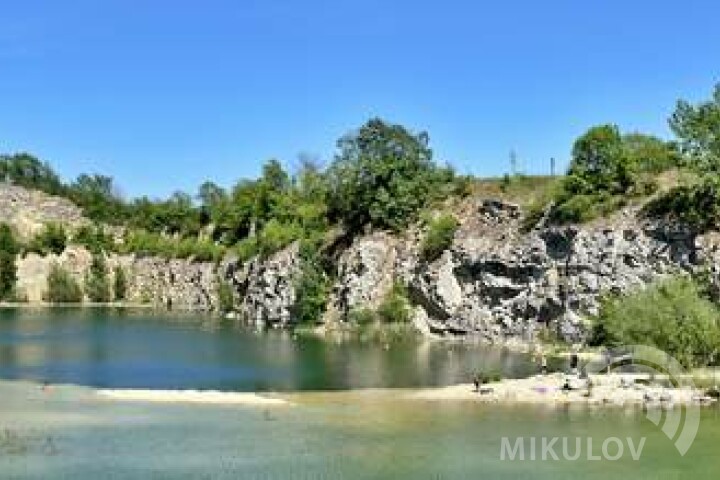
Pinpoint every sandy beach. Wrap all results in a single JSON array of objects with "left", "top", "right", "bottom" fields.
[{"left": 408, "top": 373, "right": 717, "bottom": 407}]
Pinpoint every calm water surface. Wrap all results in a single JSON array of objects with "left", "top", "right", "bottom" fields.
[
  {"left": 2, "top": 308, "right": 718, "bottom": 479},
  {"left": 0, "top": 307, "right": 537, "bottom": 391}
]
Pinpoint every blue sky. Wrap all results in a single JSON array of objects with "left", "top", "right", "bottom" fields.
[{"left": 1, "top": 0, "right": 719, "bottom": 199}]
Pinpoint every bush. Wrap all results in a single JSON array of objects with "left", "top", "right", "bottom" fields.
[
  {"left": 643, "top": 177, "right": 720, "bottom": 231},
  {"left": 0, "top": 224, "right": 19, "bottom": 301},
  {"left": 113, "top": 265, "right": 127, "bottom": 301},
  {"left": 44, "top": 263, "right": 83, "bottom": 303},
  {"left": 215, "top": 278, "right": 235, "bottom": 313},
  {"left": 291, "top": 241, "right": 330, "bottom": 325},
  {"left": 589, "top": 276, "right": 720, "bottom": 368},
  {"left": 348, "top": 308, "right": 376, "bottom": 325},
  {"left": 85, "top": 254, "right": 111, "bottom": 302},
  {"left": 377, "top": 281, "right": 411, "bottom": 324},
  {"left": 72, "top": 225, "right": 115, "bottom": 253},
  {"left": 421, "top": 214, "right": 459, "bottom": 262},
  {"left": 27, "top": 223, "right": 67, "bottom": 255}
]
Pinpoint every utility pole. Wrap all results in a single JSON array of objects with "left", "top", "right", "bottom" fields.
[
  {"left": 510, "top": 150, "right": 517, "bottom": 176},
  {"left": 550, "top": 157, "right": 555, "bottom": 177}
]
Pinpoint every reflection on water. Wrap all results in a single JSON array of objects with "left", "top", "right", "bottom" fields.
[{"left": 0, "top": 308, "right": 536, "bottom": 391}]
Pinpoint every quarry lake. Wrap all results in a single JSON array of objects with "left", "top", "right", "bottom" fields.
[
  {"left": 0, "top": 307, "right": 538, "bottom": 391},
  {"left": 1, "top": 308, "right": 719, "bottom": 479}
]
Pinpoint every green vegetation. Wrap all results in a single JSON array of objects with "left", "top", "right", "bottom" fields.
[
  {"left": 72, "top": 225, "right": 115, "bottom": 253},
  {"left": 44, "top": 263, "right": 83, "bottom": 303},
  {"left": 589, "top": 276, "right": 720, "bottom": 368},
  {"left": 26, "top": 223, "right": 67, "bottom": 256},
  {"left": 377, "top": 281, "right": 411, "bottom": 324},
  {"left": 643, "top": 84, "right": 720, "bottom": 230},
  {"left": 215, "top": 278, "right": 235, "bottom": 313},
  {"left": 544, "top": 125, "right": 675, "bottom": 224},
  {"left": 345, "top": 281, "right": 412, "bottom": 326},
  {"left": 291, "top": 241, "right": 331, "bottom": 325},
  {"left": 0, "top": 224, "right": 19, "bottom": 301},
  {"left": 327, "top": 118, "right": 456, "bottom": 232},
  {"left": 113, "top": 265, "right": 127, "bottom": 301},
  {"left": 85, "top": 254, "right": 111, "bottom": 302},
  {"left": 420, "top": 214, "right": 459, "bottom": 262}
]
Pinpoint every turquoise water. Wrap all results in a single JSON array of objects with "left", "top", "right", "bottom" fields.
[
  {"left": 1, "top": 308, "right": 719, "bottom": 479},
  {"left": 0, "top": 382, "right": 718, "bottom": 479},
  {"left": 0, "top": 307, "right": 538, "bottom": 391}
]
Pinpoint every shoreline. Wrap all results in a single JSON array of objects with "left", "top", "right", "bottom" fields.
[{"left": 3, "top": 372, "right": 717, "bottom": 410}]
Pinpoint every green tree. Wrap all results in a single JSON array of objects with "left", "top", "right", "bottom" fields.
[
  {"left": 44, "top": 263, "right": 83, "bottom": 303},
  {"left": 113, "top": 265, "right": 127, "bottom": 301},
  {"left": 0, "top": 224, "right": 19, "bottom": 300},
  {"left": 85, "top": 254, "right": 111, "bottom": 302},
  {"left": 326, "top": 118, "right": 450, "bottom": 232},
  {"left": 566, "top": 124, "right": 634, "bottom": 195},
  {"left": 670, "top": 83, "right": 720, "bottom": 175}
]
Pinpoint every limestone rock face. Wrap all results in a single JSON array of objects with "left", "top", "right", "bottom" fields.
[
  {"left": 228, "top": 242, "right": 302, "bottom": 328},
  {"left": 327, "top": 232, "right": 400, "bottom": 320},
  {"left": 331, "top": 200, "right": 701, "bottom": 343},
  {"left": 0, "top": 184, "right": 87, "bottom": 239}
]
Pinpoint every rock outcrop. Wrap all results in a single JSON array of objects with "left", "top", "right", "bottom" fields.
[
  {"left": 2, "top": 183, "right": 712, "bottom": 344},
  {"left": 0, "top": 184, "right": 87, "bottom": 238}
]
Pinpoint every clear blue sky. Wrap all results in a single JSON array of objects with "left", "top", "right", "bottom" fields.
[{"left": 1, "top": 0, "right": 718, "bottom": 199}]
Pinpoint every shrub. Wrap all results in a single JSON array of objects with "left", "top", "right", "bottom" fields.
[
  {"left": 215, "top": 278, "right": 235, "bottom": 313},
  {"left": 348, "top": 308, "right": 376, "bottom": 325},
  {"left": 291, "top": 241, "right": 330, "bottom": 325},
  {"left": 113, "top": 265, "right": 127, "bottom": 301},
  {"left": 27, "top": 223, "right": 67, "bottom": 255},
  {"left": 44, "top": 263, "right": 83, "bottom": 303},
  {"left": 589, "top": 276, "right": 720, "bottom": 368},
  {"left": 377, "top": 281, "right": 411, "bottom": 324},
  {"left": 72, "top": 225, "right": 115, "bottom": 253},
  {"left": 0, "top": 224, "right": 19, "bottom": 301},
  {"left": 85, "top": 254, "right": 111, "bottom": 302},
  {"left": 421, "top": 214, "right": 459, "bottom": 262},
  {"left": 257, "top": 220, "right": 301, "bottom": 258}
]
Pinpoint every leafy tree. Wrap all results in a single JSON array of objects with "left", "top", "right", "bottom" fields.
[
  {"left": 326, "top": 118, "right": 451, "bottom": 232},
  {"left": 113, "top": 265, "right": 127, "bottom": 301},
  {"left": 68, "top": 174, "right": 125, "bottom": 223},
  {"left": 85, "top": 253, "right": 111, "bottom": 302},
  {"left": 0, "top": 224, "right": 19, "bottom": 300},
  {"left": 44, "top": 263, "right": 83, "bottom": 303},
  {"left": 197, "top": 181, "right": 227, "bottom": 208},
  {"left": 0, "top": 153, "right": 64, "bottom": 194},
  {"left": 670, "top": 83, "right": 720, "bottom": 175},
  {"left": 622, "top": 133, "right": 680, "bottom": 173},
  {"left": 565, "top": 124, "right": 634, "bottom": 195}
]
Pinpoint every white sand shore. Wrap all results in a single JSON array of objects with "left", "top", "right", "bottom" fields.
[
  {"left": 97, "top": 388, "right": 292, "bottom": 406},
  {"left": 408, "top": 373, "right": 717, "bottom": 407}
]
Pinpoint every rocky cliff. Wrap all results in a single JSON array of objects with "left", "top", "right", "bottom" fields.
[{"left": 2, "top": 184, "right": 712, "bottom": 344}]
